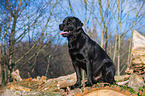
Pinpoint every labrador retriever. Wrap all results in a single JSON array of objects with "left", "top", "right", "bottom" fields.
[{"left": 59, "top": 16, "right": 116, "bottom": 88}]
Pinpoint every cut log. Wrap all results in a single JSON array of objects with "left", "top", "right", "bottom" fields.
[
  {"left": 45, "top": 73, "right": 76, "bottom": 89},
  {"left": 117, "top": 80, "right": 129, "bottom": 85},
  {"left": 11, "top": 70, "right": 22, "bottom": 81}
]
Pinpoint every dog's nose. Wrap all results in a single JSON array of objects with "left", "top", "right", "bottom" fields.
[{"left": 59, "top": 24, "right": 64, "bottom": 31}]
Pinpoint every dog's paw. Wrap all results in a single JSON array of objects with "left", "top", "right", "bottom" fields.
[
  {"left": 70, "top": 83, "right": 82, "bottom": 89},
  {"left": 85, "top": 82, "right": 93, "bottom": 87}
]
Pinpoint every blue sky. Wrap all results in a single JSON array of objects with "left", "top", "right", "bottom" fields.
[
  {"left": 1, "top": 0, "right": 144, "bottom": 45},
  {"left": 56, "top": 0, "right": 145, "bottom": 44}
]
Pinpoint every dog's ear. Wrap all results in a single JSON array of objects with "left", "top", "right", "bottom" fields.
[
  {"left": 75, "top": 18, "right": 83, "bottom": 30},
  {"left": 59, "top": 24, "right": 64, "bottom": 31}
]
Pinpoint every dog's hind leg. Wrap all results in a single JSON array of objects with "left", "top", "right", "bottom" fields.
[
  {"left": 102, "top": 63, "right": 116, "bottom": 84},
  {"left": 103, "top": 70, "right": 115, "bottom": 84}
]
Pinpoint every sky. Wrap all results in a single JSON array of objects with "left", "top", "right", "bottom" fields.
[
  {"left": 56, "top": 0, "right": 145, "bottom": 44},
  {"left": 1, "top": 0, "right": 144, "bottom": 45}
]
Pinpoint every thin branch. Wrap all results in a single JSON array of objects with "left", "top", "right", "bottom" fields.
[{"left": 68, "top": 0, "right": 75, "bottom": 16}]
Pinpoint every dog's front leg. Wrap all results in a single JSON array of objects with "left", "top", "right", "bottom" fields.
[
  {"left": 72, "top": 62, "right": 82, "bottom": 88},
  {"left": 85, "top": 61, "right": 93, "bottom": 87}
]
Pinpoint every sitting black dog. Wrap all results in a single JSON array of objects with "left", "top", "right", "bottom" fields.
[{"left": 59, "top": 17, "right": 116, "bottom": 88}]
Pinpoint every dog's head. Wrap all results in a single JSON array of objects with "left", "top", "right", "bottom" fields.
[{"left": 59, "top": 17, "right": 83, "bottom": 37}]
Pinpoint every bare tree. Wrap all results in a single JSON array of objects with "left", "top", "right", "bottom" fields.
[
  {"left": 0, "top": 0, "right": 58, "bottom": 85},
  {"left": 1, "top": 0, "right": 144, "bottom": 85}
]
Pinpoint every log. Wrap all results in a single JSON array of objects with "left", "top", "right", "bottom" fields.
[
  {"left": 11, "top": 70, "right": 22, "bottom": 81},
  {"left": 1, "top": 73, "right": 76, "bottom": 93},
  {"left": 115, "top": 75, "right": 130, "bottom": 82},
  {"left": 34, "top": 73, "right": 76, "bottom": 91},
  {"left": 46, "top": 73, "right": 76, "bottom": 89},
  {"left": 117, "top": 80, "right": 129, "bottom": 85}
]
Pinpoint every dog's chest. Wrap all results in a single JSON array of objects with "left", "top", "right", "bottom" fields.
[
  {"left": 69, "top": 50, "right": 83, "bottom": 59},
  {"left": 69, "top": 49, "right": 87, "bottom": 62},
  {"left": 68, "top": 36, "right": 88, "bottom": 64}
]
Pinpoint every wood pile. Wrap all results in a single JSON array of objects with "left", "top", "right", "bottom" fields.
[
  {"left": 1, "top": 70, "right": 144, "bottom": 95},
  {"left": 130, "top": 50, "right": 145, "bottom": 75},
  {"left": 0, "top": 72, "right": 76, "bottom": 93},
  {"left": 126, "top": 30, "right": 145, "bottom": 75}
]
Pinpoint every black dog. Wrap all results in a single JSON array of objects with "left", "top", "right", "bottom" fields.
[{"left": 59, "top": 17, "right": 116, "bottom": 88}]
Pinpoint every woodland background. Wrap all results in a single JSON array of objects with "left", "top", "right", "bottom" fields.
[{"left": 0, "top": 0, "right": 145, "bottom": 86}]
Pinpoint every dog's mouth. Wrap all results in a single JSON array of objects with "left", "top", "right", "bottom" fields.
[{"left": 60, "top": 31, "right": 70, "bottom": 35}]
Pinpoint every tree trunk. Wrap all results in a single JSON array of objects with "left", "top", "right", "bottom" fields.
[
  {"left": 98, "top": 0, "right": 104, "bottom": 48},
  {"left": 0, "top": 47, "right": 2, "bottom": 85}
]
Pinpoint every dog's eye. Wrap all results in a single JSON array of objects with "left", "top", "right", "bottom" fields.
[{"left": 68, "top": 22, "right": 71, "bottom": 24}]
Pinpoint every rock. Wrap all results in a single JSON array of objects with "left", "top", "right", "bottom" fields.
[
  {"left": 128, "top": 73, "right": 144, "bottom": 92},
  {"left": 0, "top": 89, "right": 21, "bottom": 96},
  {"left": 0, "top": 89, "right": 61, "bottom": 96},
  {"left": 142, "top": 74, "right": 145, "bottom": 81}
]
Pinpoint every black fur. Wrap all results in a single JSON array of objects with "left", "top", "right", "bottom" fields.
[{"left": 59, "top": 17, "right": 116, "bottom": 88}]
